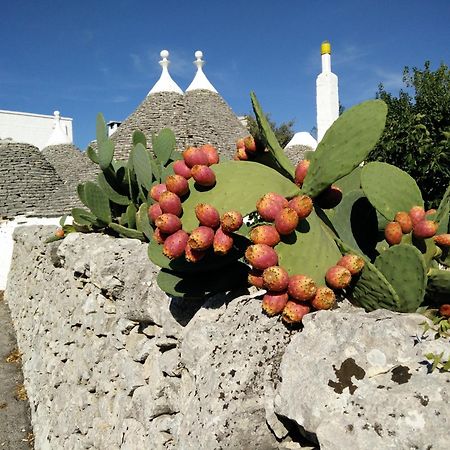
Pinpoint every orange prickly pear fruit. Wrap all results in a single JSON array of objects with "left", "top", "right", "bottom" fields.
[
  {"left": 337, "top": 254, "right": 365, "bottom": 275},
  {"left": 282, "top": 301, "right": 310, "bottom": 324},
  {"left": 294, "top": 160, "right": 310, "bottom": 187},
  {"left": 262, "top": 266, "right": 290, "bottom": 292},
  {"left": 394, "top": 211, "right": 413, "bottom": 234},
  {"left": 183, "top": 146, "right": 209, "bottom": 168},
  {"left": 245, "top": 244, "right": 278, "bottom": 270},
  {"left": 311, "top": 286, "right": 336, "bottom": 310},
  {"left": 385, "top": 221, "right": 402, "bottom": 245},
  {"left": 262, "top": 291, "right": 289, "bottom": 316},
  {"left": 288, "top": 274, "right": 317, "bottom": 301},
  {"left": 325, "top": 265, "right": 352, "bottom": 290}
]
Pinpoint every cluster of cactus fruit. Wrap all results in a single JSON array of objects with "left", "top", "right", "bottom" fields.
[{"left": 53, "top": 91, "right": 450, "bottom": 327}]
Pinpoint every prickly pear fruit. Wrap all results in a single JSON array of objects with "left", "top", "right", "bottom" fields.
[
  {"left": 256, "top": 195, "right": 283, "bottom": 222},
  {"left": 159, "top": 191, "right": 182, "bottom": 216},
  {"left": 282, "top": 301, "right": 311, "bottom": 324},
  {"left": 148, "top": 203, "right": 163, "bottom": 223},
  {"left": 188, "top": 226, "right": 215, "bottom": 251},
  {"left": 409, "top": 206, "right": 426, "bottom": 226},
  {"left": 337, "top": 254, "right": 365, "bottom": 275},
  {"left": 165, "top": 174, "right": 189, "bottom": 197},
  {"left": 394, "top": 211, "right": 413, "bottom": 234},
  {"left": 325, "top": 265, "right": 352, "bottom": 290},
  {"left": 294, "top": 160, "right": 310, "bottom": 187},
  {"left": 311, "top": 286, "right": 336, "bottom": 310},
  {"left": 150, "top": 183, "right": 167, "bottom": 202},
  {"left": 425, "top": 208, "right": 437, "bottom": 218},
  {"left": 163, "top": 229, "right": 189, "bottom": 259},
  {"left": 191, "top": 164, "right": 216, "bottom": 187},
  {"left": 248, "top": 268, "right": 264, "bottom": 288},
  {"left": 234, "top": 147, "right": 249, "bottom": 161},
  {"left": 413, "top": 220, "right": 438, "bottom": 239},
  {"left": 265, "top": 192, "right": 289, "bottom": 208},
  {"left": 262, "top": 291, "right": 289, "bottom": 316},
  {"left": 221, "top": 211, "right": 243, "bottom": 233},
  {"left": 288, "top": 274, "right": 317, "bottom": 301},
  {"left": 213, "top": 228, "right": 234, "bottom": 255},
  {"left": 173, "top": 159, "right": 192, "bottom": 179},
  {"left": 439, "top": 304, "right": 450, "bottom": 318},
  {"left": 236, "top": 137, "right": 245, "bottom": 149},
  {"left": 434, "top": 234, "right": 450, "bottom": 247},
  {"left": 385, "top": 221, "right": 402, "bottom": 245},
  {"left": 55, "top": 228, "right": 64, "bottom": 238},
  {"left": 183, "top": 146, "right": 209, "bottom": 168},
  {"left": 245, "top": 244, "right": 278, "bottom": 270},
  {"left": 243, "top": 135, "right": 256, "bottom": 153},
  {"left": 249, "top": 225, "right": 280, "bottom": 247},
  {"left": 185, "top": 243, "right": 207, "bottom": 263},
  {"left": 275, "top": 207, "right": 299, "bottom": 235},
  {"left": 288, "top": 195, "right": 313, "bottom": 220},
  {"left": 315, "top": 185, "right": 343, "bottom": 209},
  {"left": 155, "top": 213, "right": 182, "bottom": 235},
  {"left": 262, "top": 266, "right": 290, "bottom": 292},
  {"left": 195, "top": 203, "right": 220, "bottom": 229},
  {"left": 153, "top": 228, "right": 168, "bottom": 244},
  {"left": 199, "top": 144, "right": 219, "bottom": 165}
]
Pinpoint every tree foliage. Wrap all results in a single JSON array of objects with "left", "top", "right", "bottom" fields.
[
  {"left": 245, "top": 113, "right": 295, "bottom": 148},
  {"left": 367, "top": 61, "right": 450, "bottom": 208}
]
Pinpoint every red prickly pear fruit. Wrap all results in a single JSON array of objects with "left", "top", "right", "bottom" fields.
[
  {"left": 265, "top": 192, "right": 289, "bottom": 208},
  {"left": 409, "top": 206, "right": 426, "bottom": 226},
  {"left": 163, "top": 230, "right": 189, "bottom": 259},
  {"left": 243, "top": 135, "right": 257, "bottom": 153},
  {"left": 234, "top": 147, "right": 249, "bottom": 161},
  {"left": 288, "top": 195, "right": 313, "bottom": 220},
  {"left": 191, "top": 164, "right": 216, "bottom": 187},
  {"left": 282, "top": 301, "right": 311, "bottom": 324},
  {"left": 195, "top": 203, "right": 220, "bottom": 229},
  {"left": 256, "top": 196, "right": 283, "bottom": 222},
  {"left": 148, "top": 203, "right": 163, "bottom": 223},
  {"left": 173, "top": 160, "right": 192, "bottom": 179},
  {"left": 150, "top": 183, "right": 167, "bottom": 202},
  {"left": 262, "top": 266, "right": 290, "bottom": 292},
  {"left": 199, "top": 144, "right": 219, "bottom": 165},
  {"left": 153, "top": 228, "right": 168, "bottom": 244},
  {"left": 394, "top": 211, "right": 413, "bottom": 234},
  {"left": 275, "top": 207, "right": 299, "bottom": 235},
  {"left": 434, "top": 234, "right": 450, "bottom": 247},
  {"left": 185, "top": 243, "right": 207, "bottom": 263},
  {"left": 288, "top": 274, "right": 317, "bottom": 301},
  {"left": 213, "top": 228, "right": 234, "bottom": 255},
  {"left": 165, "top": 174, "right": 189, "bottom": 197},
  {"left": 294, "top": 160, "right": 310, "bottom": 187},
  {"left": 248, "top": 268, "right": 264, "bottom": 288},
  {"left": 262, "top": 291, "right": 289, "bottom": 316},
  {"left": 55, "top": 228, "right": 64, "bottom": 238},
  {"left": 249, "top": 225, "right": 280, "bottom": 247},
  {"left": 311, "top": 286, "right": 336, "bottom": 310},
  {"left": 245, "top": 244, "right": 278, "bottom": 270},
  {"left": 221, "top": 210, "right": 243, "bottom": 233},
  {"left": 425, "top": 208, "right": 437, "bottom": 218},
  {"left": 337, "top": 254, "right": 365, "bottom": 275},
  {"left": 155, "top": 213, "right": 182, "bottom": 235},
  {"left": 182, "top": 146, "right": 209, "bottom": 168},
  {"left": 385, "top": 221, "right": 403, "bottom": 245},
  {"left": 439, "top": 304, "right": 450, "bottom": 318},
  {"left": 315, "top": 185, "right": 343, "bottom": 209},
  {"left": 158, "top": 191, "right": 182, "bottom": 216},
  {"left": 236, "top": 137, "right": 246, "bottom": 149},
  {"left": 325, "top": 265, "right": 352, "bottom": 290},
  {"left": 413, "top": 220, "right": 438, "bottom": 239},
  {"left": 188, "top": 226, "right": 215, "bottom": 251}
]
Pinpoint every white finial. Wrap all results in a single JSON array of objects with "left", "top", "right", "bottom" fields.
[
  {"left": 186, "top": 50, "right": 218, "bottom": 93},
  {"left": 148, "top": 49, "right": 183, "bottom": 95},
  {"left": 44, "top": 110, "right": 71, "bottom": 148}
]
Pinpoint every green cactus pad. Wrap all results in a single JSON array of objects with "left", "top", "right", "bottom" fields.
[
  {"left": 136, "top": 203, "right": 153, "bottom": 241},
  {"left": 132, "top": 130, "right": 147, "bottom": 147},
  {"left": 97, "top": 172, "right": 130, "bottom": 206},
  {"left": 426, "top": 268, "right": 450, "bottom": 304},
  {"left": 71, "top": 207, "right": 98, "bottom": 226},
  {"left": 95, "top": 113, "right": 108, "bottom": 145},
  {"left": 334, "top": 167, "right": 362, "bottom": 193},
  {"left": 77, "top": 183, "right": 89, "bottom": 207},
  {"left": 361, "top": 162, "right": 423, "bottom": 220},
  {"left": 126, "top": 204, "right": 137, "bottom": 229},
  {"left": 250, "top": 92, "right": 295, "bottom": 179},
  {"left": 130, "top": 143, "right": 153, "bottom": 191},
  {"left": 435, "top": 184, "right": 450, "bottom": 234},
  {"left": 98, "top": 140, "right": 114, "bottom": 171},
  {"left": 180, "top": 161, "right": 300, "bottom": 232},
  {"left": 374, "top": 244, "right": 427, "bottom": 312},
  {"left": 302, "top": 100, "right": 387, "bottom": 198},
  {"left": 86, "top": 146, "right": 99, "bottom": 164},
  {"left": 84, "top": 181, "right": 112, "bottom": 225},
  {"left": 152, "top": 128, "right": 176, "bottom": 166},
  {"left": 275, "top": 210, "right": 342, "bottom": 285},
  {"left": 108, "top": 223, "right": 144, "bottom": 240}
]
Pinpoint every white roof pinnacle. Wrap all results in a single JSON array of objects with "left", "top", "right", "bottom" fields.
[
  {"left": 285, "top": 132, "right": 318, "bottom": 150},
  {"left": 186, "top": 50, "right": 218, "bottom": 93},
  {"left": 44, "top": 111, "right": 71, "bottom": 148},
  {"left": 148, "top": 50, "right": 183, "bottom": 96}
]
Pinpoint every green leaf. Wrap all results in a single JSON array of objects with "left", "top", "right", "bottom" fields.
[
  {"left": 97, "top": 172, "right": 131, "bottom": 205},
  {"left": 96, "top": 113, "right": 108, "bottom": 145},
  {"left": 136, "top": 203, "right": 153, "bottom": 240},
  {"left": 108, "top": 223, "right": 145, "bottom": 240},
  {"left": 84, "top": 181, "right": 112, "bottom": 224},
  {"left": 59, "top": 214, "right": 68, "bottom": 227},
  {"left": 152, "top": 128, "right": 176, "bottom": 166},
  {"left": 98, "top": 139, "right": 115, "bottom": 170},
  {"left": 132, "top": 130, "right": 147, "bottom": 147},
  {"left": 130, "top": 143, "right": 153, "bottom": 191},
  {"left": 126, "top": 203, "right": 137, "bottom": 229},
  {"left": 71, "top": 207, "right": 98, "bottom": 226},
  {"left": 86, "top": 146, "right": 99, "bottom": 164}
]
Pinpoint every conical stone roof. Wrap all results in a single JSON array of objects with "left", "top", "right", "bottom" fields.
[
  {"left": 0, "top": 143, "right": 74, "bottom": 218},
  {"left": 283, "top": 144, "right": 315, "bottom": 166}
]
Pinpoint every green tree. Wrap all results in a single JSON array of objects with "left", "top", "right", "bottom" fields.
[
  {"left": 245, "top": 113, "right": 295, "bottom": 148},
  {"left": 368, "top": 61, "right": 450, "bottom": 208}
]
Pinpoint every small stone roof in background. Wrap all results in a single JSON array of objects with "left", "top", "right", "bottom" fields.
[
  {"left": 44, "top": 111, "right": 72, "bottom": 147},
  {"left": 284, "top": 144, "right": 314, "bottom": 166},
  {"left": 285, "top": 132, "right": 317, "bottom": 150}
]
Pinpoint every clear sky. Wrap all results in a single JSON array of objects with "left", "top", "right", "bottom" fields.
[{"left": 1, "top": 0, "right": 449, "bottom": 150}]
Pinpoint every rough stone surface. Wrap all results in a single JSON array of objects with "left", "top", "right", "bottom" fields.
[
  {"left": 275, "top": 305, "right": 450, "bottom": 450},
  {"left": 283, "top": 144, "right": 314, "bottom": 166}
]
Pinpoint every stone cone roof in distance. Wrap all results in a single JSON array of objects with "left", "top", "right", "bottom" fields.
[
  {"left": 0, "top": 143, "right": 74, "bottom": 218},
  {"left": 283, "top": 144, "right": 315, "bottom": 166}
]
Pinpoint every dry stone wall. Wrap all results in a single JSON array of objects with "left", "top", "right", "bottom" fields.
[{"left": 5, "top": 226, "right": 450, "bottom": 450}]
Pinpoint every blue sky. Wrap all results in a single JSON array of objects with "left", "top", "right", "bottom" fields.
[{"left": 1, "top": 0, "right": 449, "bottom": 149}]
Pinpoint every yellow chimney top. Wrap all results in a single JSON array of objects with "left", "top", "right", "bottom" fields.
[{"left": 321, "top": 41, "right": 331, "bottom": 55}]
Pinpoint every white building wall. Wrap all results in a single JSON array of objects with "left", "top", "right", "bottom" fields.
[{"left": 0, "top": 110, "right": 73, "bottom": 150}]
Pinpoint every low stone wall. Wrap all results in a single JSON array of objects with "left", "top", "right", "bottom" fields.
[{"left": 5, "top": 226, "right": 449, "bottom": 450}]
